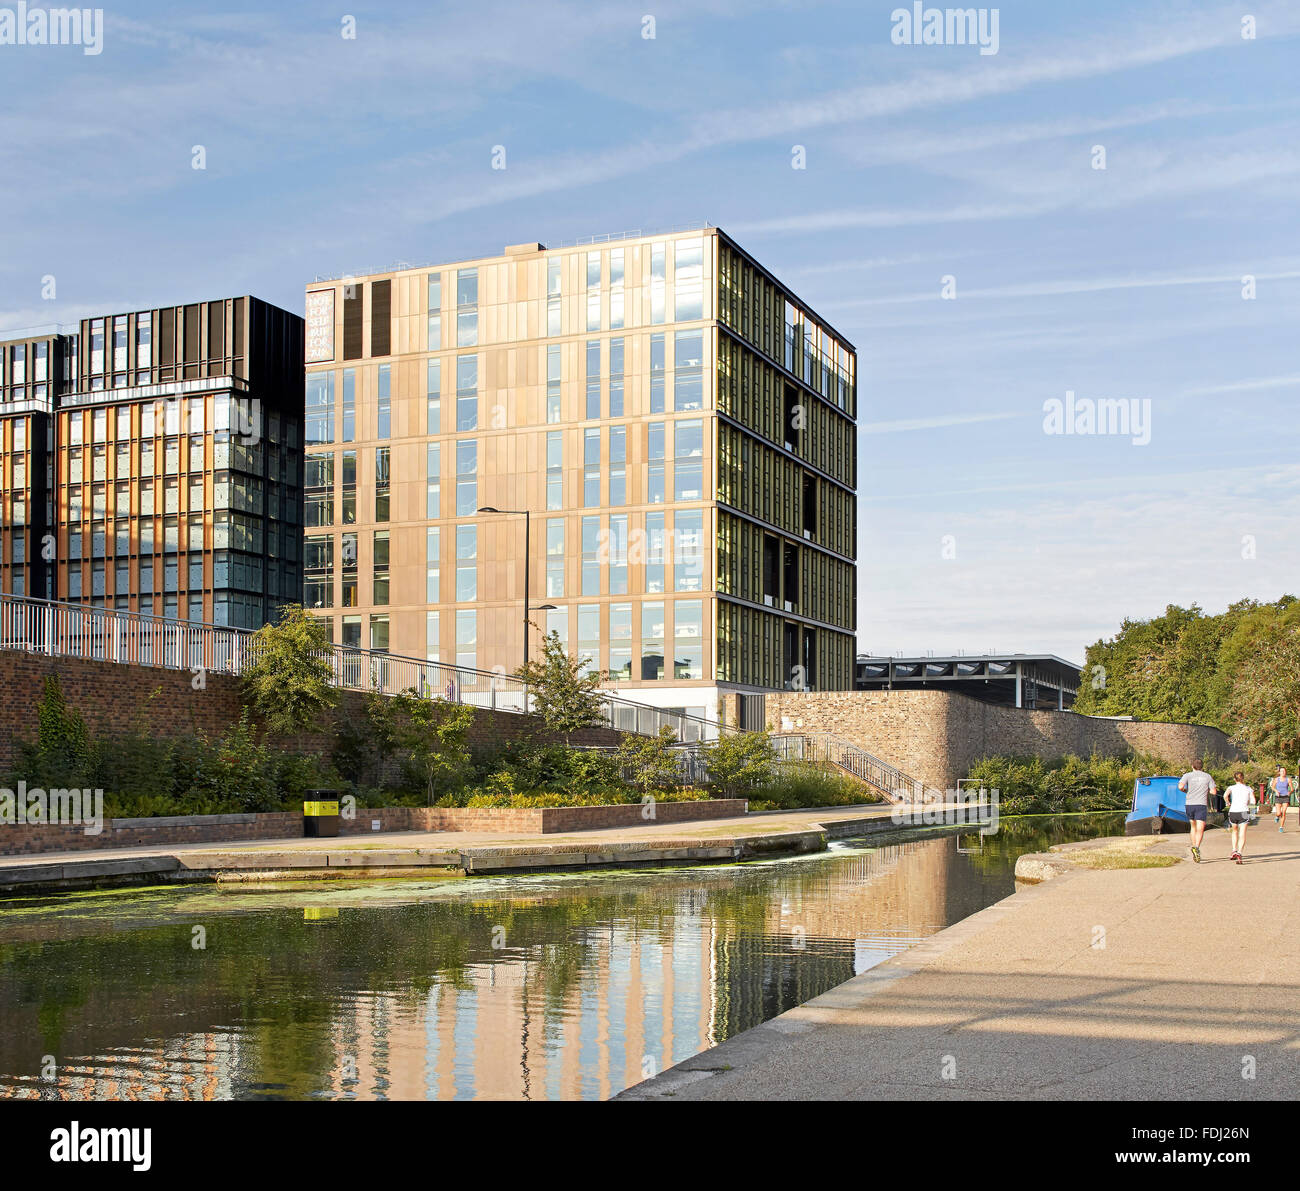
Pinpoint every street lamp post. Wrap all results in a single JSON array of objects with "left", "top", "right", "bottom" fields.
[{"left": 477, "top": 507, "right": 555, "bottom": 674}]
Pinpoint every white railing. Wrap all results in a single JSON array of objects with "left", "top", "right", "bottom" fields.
[{"left": 0, "top": 592, "right": 726, "bottom": 742}]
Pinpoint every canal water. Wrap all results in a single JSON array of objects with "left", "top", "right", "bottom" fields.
[{"left": 0, "top": 813, "right": 1123, "bottom": 1101}]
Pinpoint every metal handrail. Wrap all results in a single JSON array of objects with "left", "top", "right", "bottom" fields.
[
  {"left": 0, "top": 592, "right": 731, "bottom": 742},
  {"left": 771, "top": 731, "right": 938, "bottom": 803}
]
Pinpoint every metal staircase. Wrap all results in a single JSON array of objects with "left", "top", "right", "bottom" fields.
[{"left": 772, "top": 732, "right": 937, "bottom": 804}]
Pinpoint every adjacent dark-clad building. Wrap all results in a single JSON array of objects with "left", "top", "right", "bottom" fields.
[
  {"left": 855, "top": 653, "right": 1080, "bottom": 710},
  {"left": 0, "top": 297, "right": 304, "bottom": 627}
]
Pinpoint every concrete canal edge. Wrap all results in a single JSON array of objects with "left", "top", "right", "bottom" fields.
[{"left": 0, "top": 813, "right": 908, "bottom": 895}]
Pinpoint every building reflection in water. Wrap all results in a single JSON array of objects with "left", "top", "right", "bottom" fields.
[{"left": 0, "top": 828, "right": 1056, "bottom": 1102}]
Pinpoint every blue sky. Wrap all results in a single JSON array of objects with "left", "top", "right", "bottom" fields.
[{"left": 3, "top": 0, "right": 1297, "bottom": 662}]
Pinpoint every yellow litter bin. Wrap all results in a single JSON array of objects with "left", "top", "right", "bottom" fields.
[{"left": 303, "top": 792, "right": 341, "bottom": 838}]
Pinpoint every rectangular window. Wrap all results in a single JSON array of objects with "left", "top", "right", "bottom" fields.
[
  {"left": 586, "top": 252, "right": 601, "bottom": 332},
  {"left": 341, "top": 368, "right": 356, "bottom": 441},
  {"left": 426, "top": 442, "right": 441, "bottom": 518},
  {"left": 456, "top": 354, "right": 478, "bottom": 431},
  {"left": 583, "top": 428, "right": 600, "bottom": 507},
  {"left": 650, "top": 243, "right": 666, "bottom": 325},
  {"left": 645, "top": 511, "right": 666, "bottom": 593},
  {"left": 585, "top": 339, "right": 601, "bottom": 420},
  {"left": 650, "top": 334, "right": 665, "bottom": 414},
  {"left": 426, "top": 527, "right": 441, "bottom": 602},
  {"left": 546, "top": 345, "right": 561, "bottom": 423},
  {"left": 136, "top": 313, "right": 152, "bottom": 378},
  {"left": 427, "top": 272, "right": 442, "bottom": 350},
  {"left": 547, "top": 258, "right": 561, "bottom": 336},
  {"left": 581, "top": 515, "right": 600, "bottom": 595},
  {"left": 673, "top": 329, "right": 704, "bottom": 411},
  {"left": 426, "top": 358, "right": 442, "bottom": 434},
  {"left": 373, "top": 530, "right": 390, "bottom": 605},
  {"left": 546, "top": 606, "right": 568, "bottom": 649},
  {"left": 641, "top": 600, "right": 665, "bottom": 679},
  {"left": 546, "top": 518, "right": 564, "bottom": 598},
  {"left": 609, "top": 513, "right": 627, "bottom": 595},
  {"left": 305, "top": 372, "right": 334, "bottom": 445},
  {"left": 342, "top": 615, "right": 362, "bottom": 649},
  {"left": 609, "top": 426, "right": 626, "bottom": 506},
  {"left": 609, "top": 337, "right": 624, "bottom": 417},
  {"left": 648, "top": 421, "right": 666, "bottom": 505},
  {"left": 341, "top": 449, "right": 357, "bottom": 524},
  {"left": 577, "top": 604, "right": 599, "bottom": 676},
  {"left": 426, "top": 610, "right": 440, "bottom": 662},
  {"left": 455, "top": 440, "right": 477, "bottom": 516},
  {"left": 610, "top": 249, "right": 625, "bottom": 330},
  {"left": 674, "top": 508, "right": 704, "bottom": 592},
  {"left": 304, "top": 536, "right": 333, "bottom": 608},
  {"left": 375, "top": 446, "right": 390, "bottom": 521},
  {"left": 305, "top": 453, "right": 334, "bottom": 527},
  {"left": 457, "top": 268, "right": 478, "bottom": 347},
  {"left": 674, "top": 598, "right": 704, "bottom": 680},
  {"left": 546, "top": 431, "right": 563, "bottom": 510},
  {"left": 674, "top": 418, "right": 704, "bottom": 501},
  {"left": 376, "top": 364, "right": 391, "bottom": 438},
  {"left": 455, "top": 609, "right": 477, "bottom": 669},
  {"left": 88, "top": 319, "right": 104, "bottom": 386},
  {"left": 609, "top": 602, "right": 631, "bottom": 681},
  {"left": 674, "top": 239, "right": 704, "bottom": 321},
  {"left": 342, "top": 531, "right": 358, "bottom": 607},
  {"left": 370, "top": 614, "right": 390, "bottom": 653},
  {"left": 455, "top": 524, "right": 477, "bottom": 601}
]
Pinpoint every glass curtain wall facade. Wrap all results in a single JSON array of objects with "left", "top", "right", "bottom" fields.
[
  {"left": 302, "top": 230, "right": 856, "bottom": 717},
  {"left": 0, "top": 297, "right": 304, "bottom": 627}
]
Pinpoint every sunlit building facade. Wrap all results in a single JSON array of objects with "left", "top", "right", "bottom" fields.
[
  {"left": 0, "top": 297, "right": 304, "bottom": 627},
  {"left": 302, "top": 229, "right": 856, "bottom": 720}
]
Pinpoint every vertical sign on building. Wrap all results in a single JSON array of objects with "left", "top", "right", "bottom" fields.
[{"left": 305, "top": 289, "right": 336, "bottom": 363}]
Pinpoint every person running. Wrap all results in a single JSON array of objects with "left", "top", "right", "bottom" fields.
[
  {"left": 1224, "top": 771, "right": 1256, "bottom": 863},
  {"left": 1178, "top": 761, "right": 1216, "bottom": 863},
  {"left": 1270, "top": 767, "right": 1292, "bottom": 831}
]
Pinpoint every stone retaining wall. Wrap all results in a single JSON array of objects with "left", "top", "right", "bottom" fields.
[
  {"left": 765, "top": 689, "right": 1239, "bottom": 790},
  {"left": 0, "top": 799, "right": 751, "bottom": 857}
]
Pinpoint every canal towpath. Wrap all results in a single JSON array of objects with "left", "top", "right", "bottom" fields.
[{"left": 617, "top": 823, "right": 1300, "bottom": 1101}]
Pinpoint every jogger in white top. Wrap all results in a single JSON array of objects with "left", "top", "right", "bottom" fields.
[{"left": 1224, "top": 771, "right": 1256, "bottom": 863}]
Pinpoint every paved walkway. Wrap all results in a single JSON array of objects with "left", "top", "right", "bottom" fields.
[{"left": 618, "top": 822, "right": 1300, "bottom": 1100}]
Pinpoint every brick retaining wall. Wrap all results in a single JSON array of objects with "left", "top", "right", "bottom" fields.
[
  {"left": 766, "top": 689, "right": 1239, "bottom": 790},
  {"left": 0, "top": 651, "right": 623, "bottom": 770},
  {"left": 0, "top": 799, "right": 751, "bottom": 857}
]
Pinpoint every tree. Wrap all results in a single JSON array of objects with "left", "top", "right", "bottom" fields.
[
  {"left": 391, "top": 689, "right": 475, "bottom": 804},
  {"left": 1072, "top": 597, "right": 1293, "bottom": 728},
  {"left": 617, "top": 725, "right": 682, "bottom": 797},
  {"left": 1220, "top": 602, "right": 1300, "bottom": 762},
  {"left": 241, "top": 605, "right": 339, "bottom": 735},
  {"left": 702, "top": 731, "right": 777, "bottom": 798},
  {"left": 517, "top": 629, "right": 606, "bottom": 742}
]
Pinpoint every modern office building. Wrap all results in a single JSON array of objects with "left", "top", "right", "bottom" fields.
[
  {"left": 854, "top": 653, "right": 1081, "bottom": 710},
  {"left": 0, "top": 297, "right": 303, "bottom": 626},
  {"left": 302, "top": 229, "right": 856, "bottom": 722}
]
